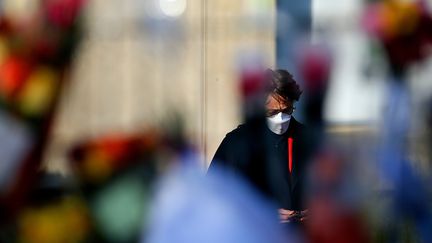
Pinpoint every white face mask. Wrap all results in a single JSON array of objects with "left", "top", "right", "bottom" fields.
[{"left": 266, "top": 112, "right": 291, "bottom": 135}]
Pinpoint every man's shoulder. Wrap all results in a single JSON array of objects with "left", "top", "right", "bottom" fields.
[
  {"left": 289, "top": 118, "right": 308, "bottom": 139},
  {"left": 291, "top": 117, "right": 306, "bottom": 130},
  {"left": 225, "top": 124, "right": 247, "bottom": 138}
]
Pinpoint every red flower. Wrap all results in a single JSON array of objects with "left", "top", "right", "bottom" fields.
[
  {"left": 0, "top": 56, "right": 33, "bottom": 99},
  {"left": 43, "top": 0, "right": 87, "bottom": 28}
]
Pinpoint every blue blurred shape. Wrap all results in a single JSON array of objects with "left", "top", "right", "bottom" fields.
[{"left": 144, "top": 166, "right": 295, "bottom": 243}]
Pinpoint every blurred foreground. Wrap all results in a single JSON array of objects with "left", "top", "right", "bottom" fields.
[{"left": 1, "top": 0, "right": 432, "bottom": 243}]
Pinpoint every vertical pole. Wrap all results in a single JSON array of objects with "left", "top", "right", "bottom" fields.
[{"left": 201, "top": 0, "right": 208, "bottom": 168}]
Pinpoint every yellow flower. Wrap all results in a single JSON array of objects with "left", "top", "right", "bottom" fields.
[{"left": 17, "top": 66, "right": 58, "bottom": 116}]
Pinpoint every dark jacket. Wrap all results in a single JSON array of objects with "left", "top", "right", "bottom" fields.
[{"left": 208, "top": 117, "right": 310, "bottom": 210}]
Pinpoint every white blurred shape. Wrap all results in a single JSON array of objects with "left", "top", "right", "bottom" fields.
[
  {"left": 312, "top": 0, "right": 361, "bottom": 21},
  {"left": 159, "top": 0, "right": 187, "bottom": 18}
]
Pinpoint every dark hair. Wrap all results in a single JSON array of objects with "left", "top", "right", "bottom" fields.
[{"left": 266, "top": 69, "right": 302, "bottom": 102}]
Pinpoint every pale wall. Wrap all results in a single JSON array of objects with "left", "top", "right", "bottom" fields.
[{"left": 43, "top": 0, "right": 275, "bottom": 173}]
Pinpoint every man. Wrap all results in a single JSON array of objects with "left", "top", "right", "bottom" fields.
[{"left": 208, "top": 69, "right": 310, "bottom": 223}]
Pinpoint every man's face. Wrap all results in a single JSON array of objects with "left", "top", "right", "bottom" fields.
[{"left": 265, "top": 94, "right": 294, "bottom": 117}]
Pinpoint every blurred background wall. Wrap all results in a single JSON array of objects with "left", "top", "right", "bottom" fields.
[
  {"left": 42, "top": 0, "right": 275, "bottom": 173},
  {"left": 40, "top": 0, "right": 432, "bottom": 173}
]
